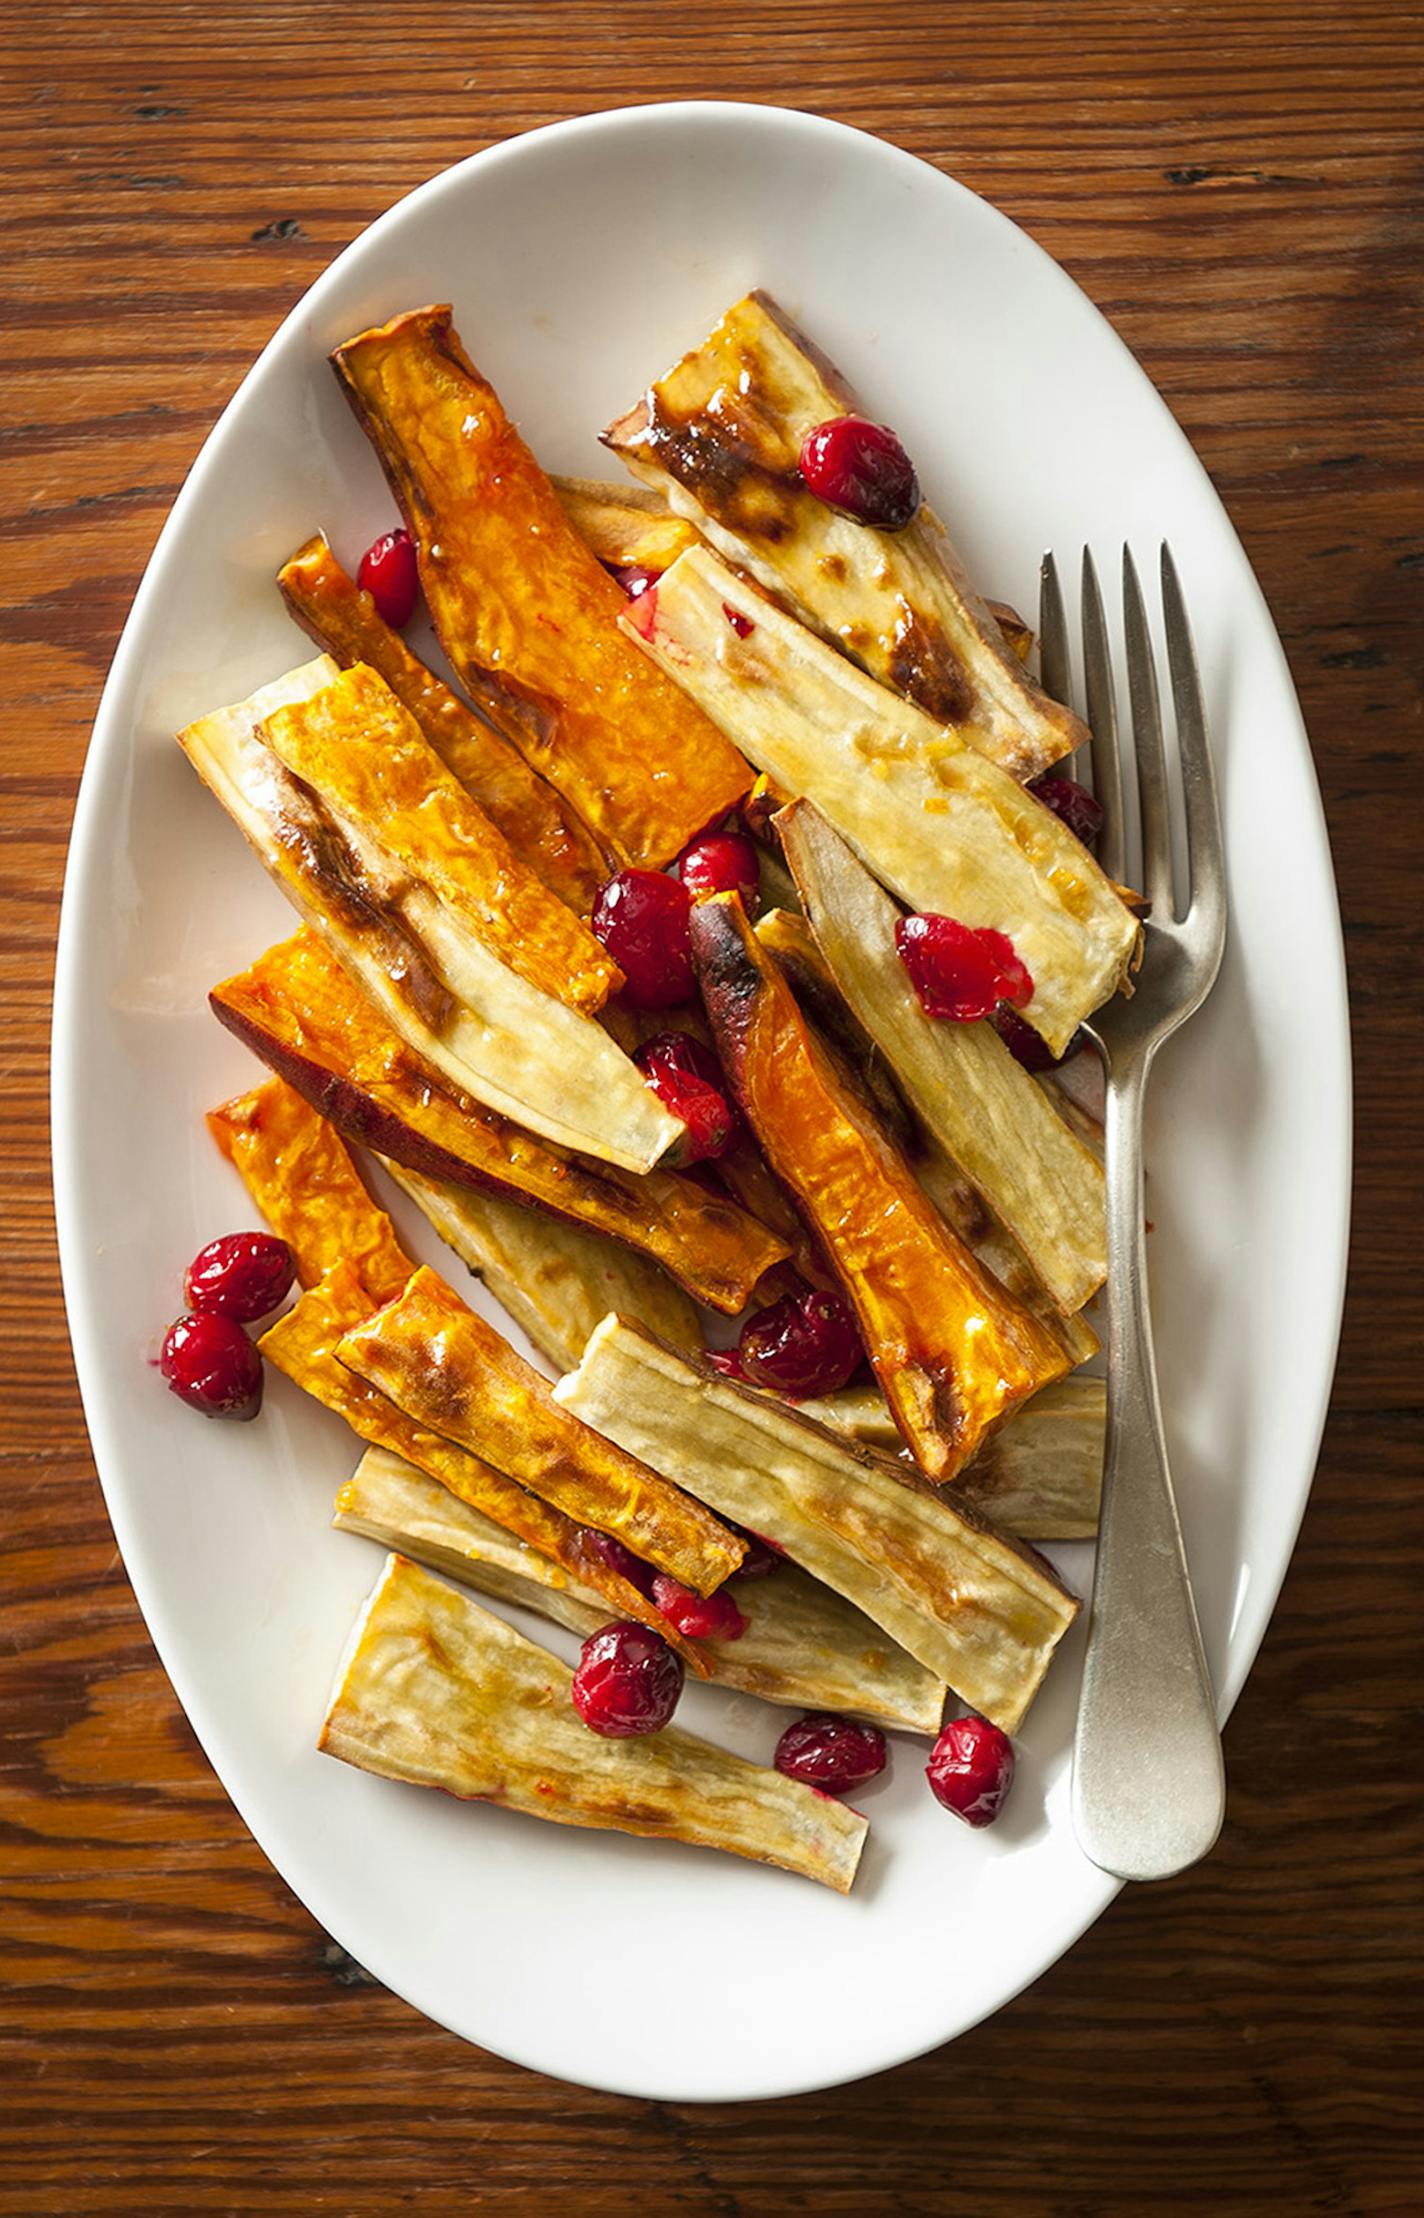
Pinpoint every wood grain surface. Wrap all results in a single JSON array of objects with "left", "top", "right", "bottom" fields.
[{"left": 2, "top": 3, "right": 1421, "bottom": 2210}]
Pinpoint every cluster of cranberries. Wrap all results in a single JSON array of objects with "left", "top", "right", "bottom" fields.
[{"left": 158, "top": 1232, "right": 296, "bottom": 1421}]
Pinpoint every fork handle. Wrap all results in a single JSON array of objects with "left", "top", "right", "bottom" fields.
[{"left": 1071, "top": 1047, "right": 1225, "bottom": 1882}]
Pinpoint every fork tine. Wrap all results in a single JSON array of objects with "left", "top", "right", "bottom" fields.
[
  {"left": 1160, "top": 545, "right": 1226, "bottom": 964},
  {"left": 1080, "top": 548, "right": 1125, "bottom": 885},
  {"left": 1122, "top": 545, "right": 1174, "bottom": 917},
  {"left": 1038, "top": 552, "right": 1072, "bottom": 712}
]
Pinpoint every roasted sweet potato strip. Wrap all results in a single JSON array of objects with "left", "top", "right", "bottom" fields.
[
  {"left": 603, "top": 290, "right": 1084, "bottom": 780},
  {"left": 691, "top": 895, "right": 1071, "bottom": 1480},
  {"left": 210, "top": 928, "right": 789, "bottom": 1314},
  {"left": 259, "top": 1265, "right": 705, "bottom": 1669},
  {"left": 337, "top": 1447, "right": 949, "bottom": 1733},
  {"left": 278, "top": 532, "right": 606, "bottom": 914},
  {"left": 336, "top": 1266, "right": 745, "bottom": 1595},
  {"left": 322, "top": 1555, "right": 866, "bottom": 1891},
  {"left": 551, "top": 476, "right": 700, "bottom": 572},
  {"left": 208, "top": 1075, "right": 411, "bottom": 1300},
  {"left": 330, "top": 305, "right": 751, "bottom": 867},
  {"left": 261, "top": 661, "right": 618, "bottom": 1015}
]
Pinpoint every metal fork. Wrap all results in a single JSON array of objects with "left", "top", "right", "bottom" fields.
[{"left": 1039, "top": 545, "right": 1227, "bottom": 1883}]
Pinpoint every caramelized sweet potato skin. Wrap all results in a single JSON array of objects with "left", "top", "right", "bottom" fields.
[
  {"left": 277, "top": 533, "right": 606, "bottom": 914},
  {"left": 691, "top": 896, "right": 1070, "bottom": 1480},
  {"left": 208, "top": 1075, "right": 411, "bottom": 1300},
  {"left": 259, "top": 1265, "right": 707, "bottom": 1669},
  {"left": 330, "top": 306, "right": 751, "bottom": 867},
  {"left": 210, "top": 929, "right": 789, "bottom": 1315},
  {"left": 336, "top": 1266, "right": 746, "bottom": 1595}
]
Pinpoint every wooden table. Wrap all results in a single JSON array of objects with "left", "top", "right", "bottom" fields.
[{"left": 4, "top": 4, "right": 1420, "bottom": 2209}]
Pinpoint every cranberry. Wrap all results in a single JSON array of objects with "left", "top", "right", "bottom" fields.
[
  {"left": 774, "top": 1713, "right": 887, "bottom": 1794},
  {"left": 591, "top": 869, "right": 694, "bottom": 1010},
  {"left": 703, "top": 1348, "right": 746, "bottom": 1381},
  {"left": 724, "top": 1520, "right": 784, "bottom": 1579},
  {"left": 580, "top": 1528, "right": 657, "bottom": 1599},
  {"left": 925, "top": 1714, "right": 1016, "bottom": 1827},
  {"left": 738, "top": 1287, "right": 863, "bottom": 1399},
  {"left": 636, "top": 1031, "right": 739, "bottom": 1162},
  {"left": 676, "top": 829, "right": 761, "bottom": 915},
  {"left": 610, "top": 563, "right": 660, "bottom": 599},
  {"left": 159, "top": 1312, "right": 264, "bottom": 1421},
  {"left": 571, "top": 1622, "right": 684, "bottom": 1737},
  {"left": 896, "top": 914, "right": 1034, "bottom": 1024},
  {"left": 357, "top": 527, "right": 419, "bottom": 628},
  {"left": 993, "top": 1006, "right": 1085, "bottom": 1072},
  {"left": 650, "top": 1573, "right": 748, "bottom": 1643},
  {"left": 799, "top": 415, "right": 920, "bottom": 531},
  {"left": 1030, "top": 774, "right": 1104, "bottom": 848},
  {"left": 723, "top": 602, "right": 755, "bottom": 639},
  {"left": 184, "top": 1231, "right": 295, "bottom": 1323}
]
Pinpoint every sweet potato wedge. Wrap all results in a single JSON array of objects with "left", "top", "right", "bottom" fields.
[
  {"left": 336, "top": 1266, "right": 745, "bottom": 1595},
  {"left": 779, "top": 800, "right": 1107, "bottom": 1314},
  {"left": 555, "top": 1317, "right": 1079, "bottom": 1734},
  {"left": 321, "top": 1554, "right": 867, "bottom": 1892},
  {"left": 691, "top": 895, "right": 1071, "bottom": 1480},
  {"left": 551, "top": 476, "right": 701, "bottom": 572},
  {"left": 379, "top": 1158, "right": 700, "bottom": 1371},
  {"left": 180, "top": 660, "right": 676, "bottom": 1171},
  {"left": 210, "top": 929, "right": 789, "bottom": 1314},
  {"left": 259, "top": 1265, "right": 705, "bottom": 1669},
  {"left": 603, "top": 290, "right": 1085, "bottom": 779},
  {"left": 627, "top": 547, "right": 1140, "bottom": 1057},
  {"left": 337, "top": 1447, "right": 948, "bottom": 1733},
  {"left": 330, "top": 305, "right": 752, "bottom": 867},
  {"left": 207, "top": 1075, "right": 411, "bottom": 1301},
  {"left": 277, "top": 531, "right": 605, "bottom": 914}
]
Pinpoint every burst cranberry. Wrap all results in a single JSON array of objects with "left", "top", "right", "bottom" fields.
[
  {"left": 610, "top": 563, "right": 660, "bottom": 599},
  {"left": 636, "top": 1031, "right": 739, "bottom": 1162},
  {"left": 160, "top": 1312, "right": 264, "bottom": 1421},
  {"left": 580, "top": 1528, "right": 657, "bottom": 1599},
  {"left": 723, "top": 602, "right": 755, "bottom": 639},
  {"left": 703, "top": 1348, "right": 746, "bottom": 1380},
  {"left": 184, "top": 1231, "right": 295, "bottom": 1323},
  {"left": 775, "top": 1713, "right": 887, "bottom": 1794},
  {"left": 926, "top": 1714, "right": 1016, "bottom": 1827},
  {"left": 738, "top": 1287, "right": 863, "bottom": 1399},
  {"left": 993, "top": 1006, "right": 1084, "bottom": 1072},
  {"left": 676, "top": 829, "right": 761, "bottom": 915},
  {"left": 357, "top": 527, "right": 419, "bottom": 628},
  {"left": 896, "top": 914, "right": 1034, "bottom": 1023},
  {"left": 1030, "top": 774, "right": 1104, "bottom": 848},
  {"left": 571, "top": 1622, "right": 684, "bottom": 1738},
  {"left": 650, "top": 1573, "right": 747, "bottom": 1643},
  {"left": 592, "top": 870, "right": 694, "bottom": 1010},
  {"left": 799, "top": 415, "right": 920, "bottom": 530},
  {"left": 724, "top": 1519, "right": 784, "bottom": 1578}
]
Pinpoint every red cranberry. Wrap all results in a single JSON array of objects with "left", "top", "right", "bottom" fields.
[
  {"left": 580, "top": 1528, "right": 657, "bottom": 1599},
  {"left": 650, "top": 1573, "right": 748, "bottom": 1643},
  {"left": 993, "top": 1006, "right": 1085, "bottom": 1072},
  {"left": 775, "top": 1713, "right": 887, "bottom": 1794},
  {"left": 159, "top": 1312, "right": 264, "bottom": 1421},
  {"left": 703, "top": 1348, "right": 745, "bottom": 1381},
  {"left": 925, "top": 1714, "right": 1016, "bottom": 1827},
  {"left": 591, "top": 869, "right": 694, "bottom": 1010},
  {"left": 724, "top": 1520, "right": 784, "bottom": 1579},
  {"left": 723, "top": 602, "right": 755, "bottom": 639},
  {"left": 357, "top": 527, "right": 419, "bottom": 628},
  {"left": 571, "top": 1622, "right": 684, "bottom": 1737},
  {"left": 799, "top": 415, "right": 920, "bottom": 531},
  {"left": 896, "top": 914, "right": 1034, "bottom": 1024},
  {"left": 1030, "top": 774, "right": 1104, "bottom": 848},
  {"left": 184, "top": 1232, "right": 295, "bottom": 1323},
  {"left": 676, "top": 829, "right": 761, "bottom": 915},
  {"left": 636, "top": 1031, "right": 739, "bottom": 1163},
  {"left": 738, "top": 1287, "right": 863, "bottom": 1399},
  {"left": 610, "top": 563, "right": 660, "bottom": 599}
]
